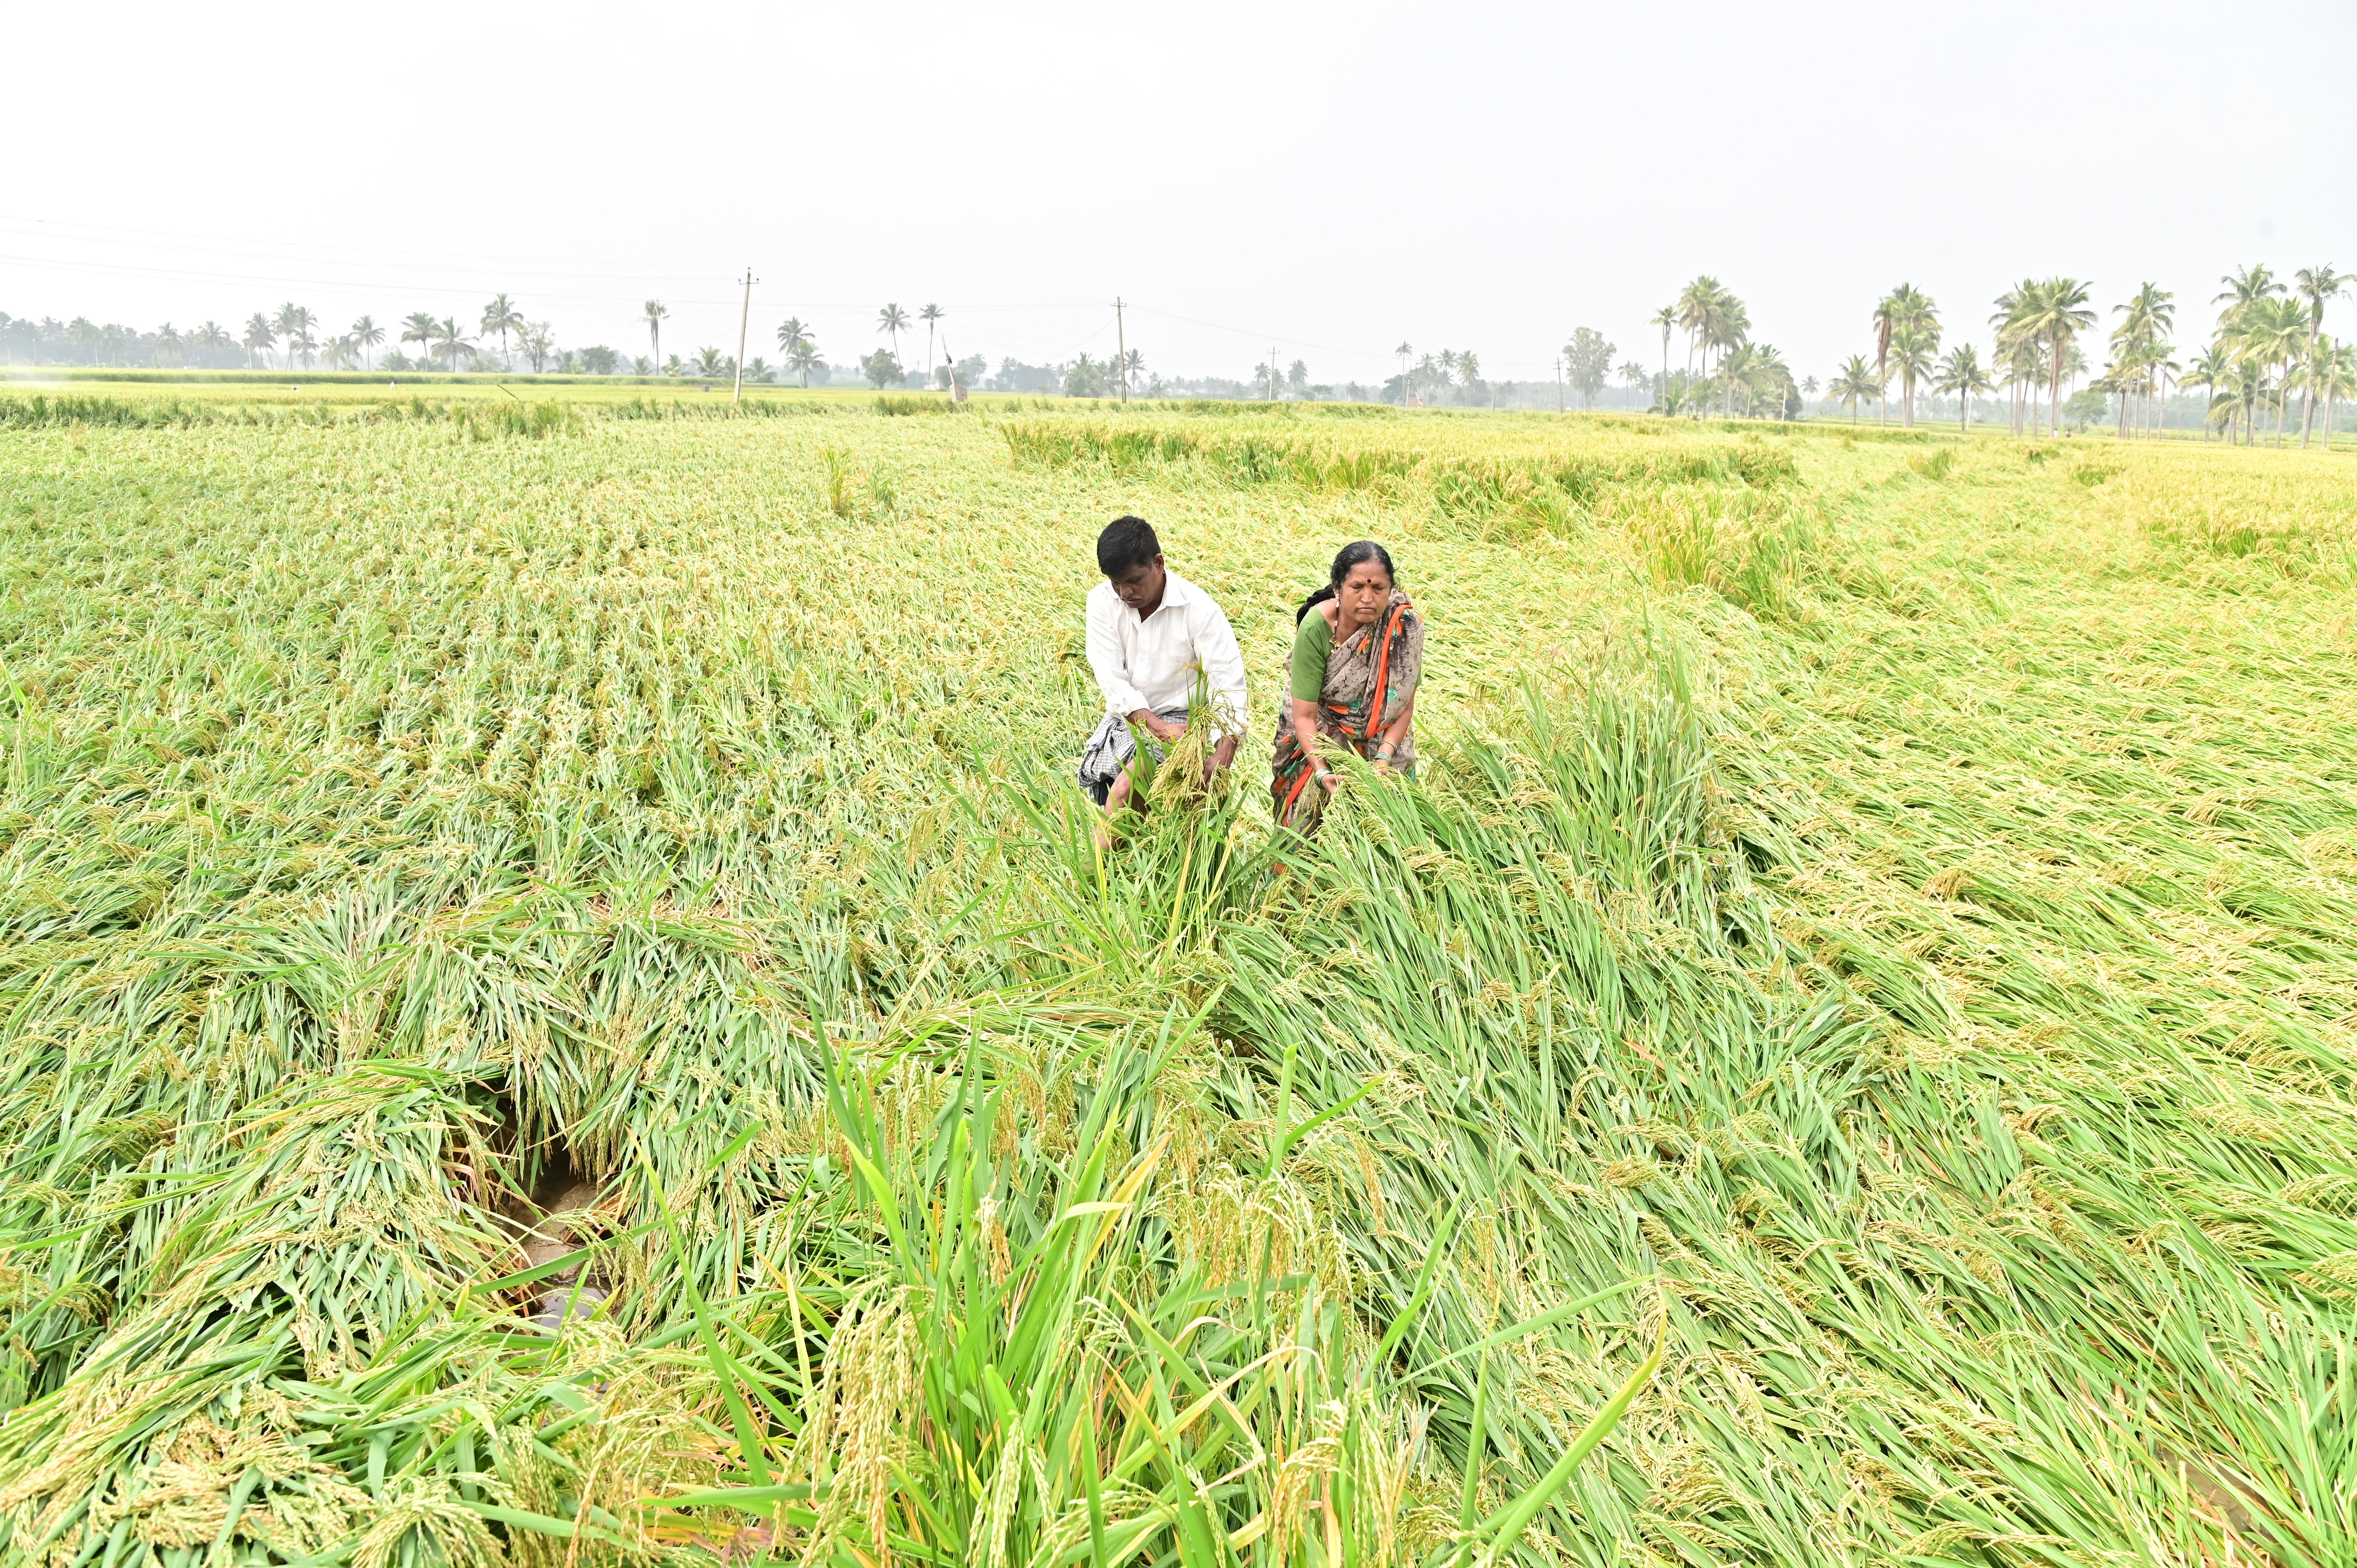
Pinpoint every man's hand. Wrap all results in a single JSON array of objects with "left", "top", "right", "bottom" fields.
[
  {"left": 1202, "top": 732, "right": 1239, "bottom": 786},
  {"left": 1130, "top": 709, "right": 1186, "bottom": 746}
]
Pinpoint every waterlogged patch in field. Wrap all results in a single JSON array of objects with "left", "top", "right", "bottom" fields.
[{"left": 0, "top": 401, "right": 2354, "bottom": 1567}]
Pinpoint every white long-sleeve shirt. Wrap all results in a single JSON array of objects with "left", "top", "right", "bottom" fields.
[{"left": 1084, "top": 570, "right": 1247, "bottom": 737}]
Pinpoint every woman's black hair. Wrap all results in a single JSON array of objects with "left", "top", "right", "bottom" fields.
[{"left": 1295, "top": 539, "right": 1396, "bottom": 623}]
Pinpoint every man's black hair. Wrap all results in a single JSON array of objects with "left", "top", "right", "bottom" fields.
[{"left": 1096, "top": 515, "right": 1161, "bottom": 577}]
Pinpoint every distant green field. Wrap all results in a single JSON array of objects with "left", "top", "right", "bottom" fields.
[
  {"left": 0, "top": 366, "right": 883, "bottom": 407},
  {"left": 2, "top": 399, "right": 2354, "bottom": 1566}
]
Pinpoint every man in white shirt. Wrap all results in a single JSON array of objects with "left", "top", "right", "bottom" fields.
[{"left": 1076, "top": 516, "right": 1247, "bottom": 833}]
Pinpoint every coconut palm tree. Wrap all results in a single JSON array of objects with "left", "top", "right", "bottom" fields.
[
  {"left": 1933, "top": 344, "right": 1991, "bottom": 431},
  {"left": 2010, "top": 278, "right": 2095, "bottom": 435},
  {"left": 777, "top": 316, "right": 811, "bottom": 356},
  {"left": 788, "top": 337, "right": 822, "bottom": 388},
  {"left": 270, "top": 304, "right": 315, "bottom": 371},
  {"left": 918, "top": 303, "right": 944, "bottom": 378},
  {"left": 1889, "top": 318, "right": 1940, "bottom": 427},
  {"left": 2211, "top": 267, "right": 2279, "bottom": 443},
  {"left": 480, "top": 293, "right": 525, "bottom": 369},
  {"left": 429, "top": 318, "right": 476, "bottom": 371},
  {"left": 2103, "top": 341, "right": 2143, "bottom": 439},
  {"left": 1753, "top": 344, "right": 1798, "bottom": 419},
  {"left": 1704, "top": 295, "right": 1749, "bottom": 399},
  {"left": 1990, "top": 281, "right": 2037, "bottom": 435},
  {"left": 2307, "top": 337, "right": 2353, "bottom": 450},
  {"left": 2251, "top": 295, "right": 2314, "bottom": 445},
  {"left": 2214, "top": 263, "right": 2283, "bottom": 322},
  {"left": 1649, "top": 304, "right": 1676, "bottom": 397},
  {"left": 2179, "top": 345, "right": 2231, "bottom": 442},
  {"left": 1713, "top": 342, "right": 1790, "bottom": 418},
  {"left": 1829, "top": 355, "right": 1880, "bottom": 423},
  {"left": 351, "top": 316, "right": 385, "bottom": 371},
  {"left": 877, "top": 303, "right": 910, "bottom": 367},
  {"left": 2219, "top": 296, "right": 2277, "bottom": 443},
  {"left": 2108, "top": 284, "right": 2173, "bottom": 437},
  {"left": 643, "top": 300, "right": 668, "bottom": 372},
  {"left": 188, "top": 321, "right": 232, "bottom": 368},
  {"left": 401, "top": 312, "right": 438, "bottom": 369},
  {"left": 1676, "top": 276, "right": 1722, "bottom": 375},
  {"left": 242, "top": 314, "right": 276, "bottom": 370},
  {"left": 2291, "top": 266, "right": 2345, "bottom": 445},
  {"left": 1872, "top": 302, "right": 1895, "bottom": 423},
  {"left": 1873, "top": 285, "right": 1936, "bottom": 426},
  {"left": 2217, "top": 355, "right": 2269, "bottom": 446},
  {"left": 1393, "top": 342, "right": 1412, "bottom": 403}
]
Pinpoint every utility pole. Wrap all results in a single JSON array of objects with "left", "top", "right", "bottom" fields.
[
  {"left": 941, "top": 336, "right": 967, "bottom": 402},
  {"left": 1115, "top": 297, "right": 1127, "bottom": 403},
  {"left": 731, "top": 268, "right": 756, "bottom": 403},
  {"left": 1269, "top": 345, "right": 1278, "bottom": 402},
  {"left": 1556, "top": 353, "right": 1565, "bottom": 413}
]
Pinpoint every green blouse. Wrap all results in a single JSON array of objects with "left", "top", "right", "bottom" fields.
[{"left": 1288, "top": 610, "right": 1332, "bottom": 702}]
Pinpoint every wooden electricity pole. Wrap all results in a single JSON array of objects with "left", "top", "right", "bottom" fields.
[
  {"left": 1115, "top": 297, "right": 1127, "bottom": 403},
  {"left": 731, "top": 268, "right": 756, "bottom": 403},
  {"left": 1556, "top": 353, "right": 1565, "bottom": 413},
  {"left": 1269, "top": 346, "right": 1279, "bottom": 402}
]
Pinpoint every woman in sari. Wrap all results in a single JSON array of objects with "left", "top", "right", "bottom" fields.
[{"left": 1270, "top": 540, "right": 1424, "bottom": 833}]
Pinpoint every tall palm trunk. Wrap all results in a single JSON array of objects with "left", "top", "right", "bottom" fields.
[
  {"left": 2300, "top": 346, "right": 2315, "bottom": 447},
  {"left": 2048, "top": 337, "right": 2065, "bottom": 434}
]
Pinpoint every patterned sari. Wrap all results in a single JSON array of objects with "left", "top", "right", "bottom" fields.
[{"left": 1270, "top": 591, "right": 1424, "bottom": 832}]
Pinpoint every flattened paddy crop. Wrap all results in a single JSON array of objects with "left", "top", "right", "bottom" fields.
[{"left": 2, "top": 393, "right": 2355, "bottom": 1567}]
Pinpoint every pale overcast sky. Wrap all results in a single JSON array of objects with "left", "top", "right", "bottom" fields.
[{"left": 9, "top": 0, "right": 2353, "bottom": 385}]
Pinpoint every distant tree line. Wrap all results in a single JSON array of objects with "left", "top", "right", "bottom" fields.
[
  {"left": 1811, "top": 264, "right": 2350, "bottom": 443},
  {"left": 16, "top": 269, "right": 2343, "bottom": 435}
]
